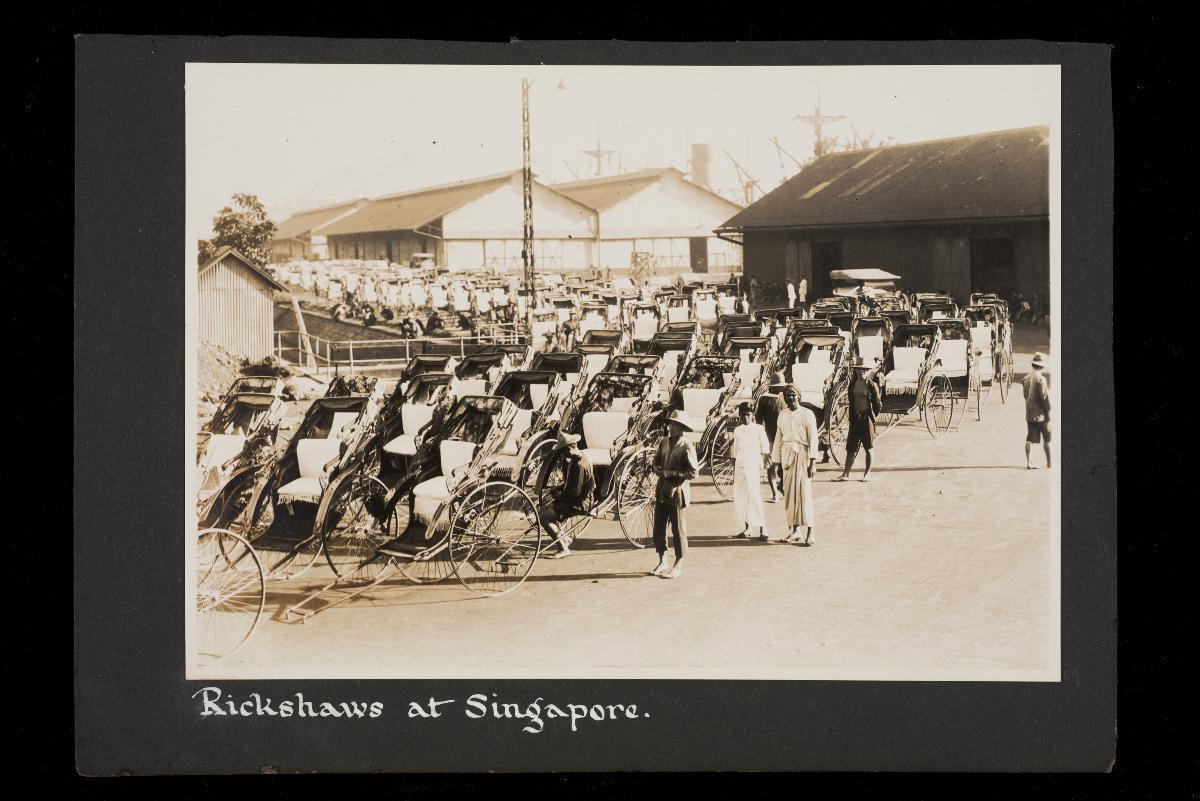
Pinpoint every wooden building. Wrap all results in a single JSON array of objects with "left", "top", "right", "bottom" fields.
[
  {"left": 198, "top": 247, "right": 287, "bottom": 360},
  {"left": 270, "top": 198, "right": 370, "bottom": 262},
  {"left": 318, "top": 171, "right": 598, "bottom": 271},
  {"left": 715, "top": 126, "right": 1050, "bottom": 301},
  {"left": 553, "top": 168, "right": 744, "bottom": 273}
]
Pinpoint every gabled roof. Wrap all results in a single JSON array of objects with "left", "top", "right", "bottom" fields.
[
  {"left": 319, "top": 171, "right": 522, "bottom": 236},
  {"left": 272, "top": 198, "right": 370, "bottom": 241},
  {"left": 554, "top": 166, "right": 742, "bottom": 212},
  {"left": 199, "top": 246, "right": 288, "bottom": 291},
  {"left": 718, "top": 126, "right": 1050, "bottom": 231}
]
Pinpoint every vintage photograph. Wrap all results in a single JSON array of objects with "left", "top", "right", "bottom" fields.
[{"left": 187, "top": 63, "right": 1060, "bottom": 680}]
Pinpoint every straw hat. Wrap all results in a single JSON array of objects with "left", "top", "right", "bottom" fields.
[
  {"left": 555, "top": 431, "right": 582, "bottom": 448},
  {"left": 664, "top": 409, "right": 697, "bottom": 432},
  {"left": 1031, "top": 352, "right": 1047, "bottom": 368}
]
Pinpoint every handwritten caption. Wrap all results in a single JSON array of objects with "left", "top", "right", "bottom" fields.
[{"left": 193, "top": 687, "right": 649, "bottom": 734}]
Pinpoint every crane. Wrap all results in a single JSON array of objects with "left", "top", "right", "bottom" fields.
[
  {"left": 769, "top": 136, "right": 804, "bottom": 184},
  {"left": 562, "top": 160, "right": 580, "bottom": 181},
  {"left": 794, "top": 89, "right": 845, "bottom": 160},
  {"left": 723, "top": 148, "right": 762, "bottom": 206}
]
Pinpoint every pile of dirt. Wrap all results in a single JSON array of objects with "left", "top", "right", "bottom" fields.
[{"left": 198, "top": 340, "right": 244, "bottom": 404}]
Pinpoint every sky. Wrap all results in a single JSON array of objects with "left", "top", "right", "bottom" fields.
[{"left": 185, "top": 63, "right": 1059, "bottom": 249}]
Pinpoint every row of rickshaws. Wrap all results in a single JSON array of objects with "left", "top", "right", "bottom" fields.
[{"left": 194, "top": 291, "right": 1015, "bottom": 659}]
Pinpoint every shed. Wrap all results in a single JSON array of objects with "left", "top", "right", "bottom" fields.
[{"left": 198, "top": 246, "right": 287, "bottom": 360}]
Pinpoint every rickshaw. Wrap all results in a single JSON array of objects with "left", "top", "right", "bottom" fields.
[
  {"left": 550, "top": 295, "right": 577, "bottom": 324},
  {"left": 876, "top": 323, "right": 955, "bottom": 438},
  {"left": 974, "top": 298, "right": 1015, "bottom": 400},
  {"left": 450, "top": 350, "right": 510, "bottom": 397},
  {"left": 713, "top": 314, "right": 767, "bottom": 352},
  {"left": 627, "top": 300, "right": 662, "bottom": 351},
  {"left": 603, "top": 353, "right": 665, "bottom": 383},
  {"left": 580, "top": 327, "right": 629, "bottom": 354},
  {"left": 809, "top": 300, "right": 848, "bottom": 320},
  {"left": 485, "top": 369, "right": 565, "bottom": 487},
  {"left": 375, "top": 372, "right": 454, "bottom": 467},
  {"left": 197, "top": 385, "right": 288, "bottom": 530},
  {"left": 662, "top": 294, "right": 692, "bottom": 325},
  {"left": 718, "top": 336, "right": 776, "bottom": 403},
  {"left": 918, "top": 299, "right": 960, "bottom": 323},
  {"left": 880, "top": 307, "right": 914, "bottom": 330},
  {"left": 535, "top": 371, "right": 663, "bottom": 548},
  {"left": 645, "top": 330, "right": 700, "bottom": 395},
  {"left": 481, "top": 342, "right": 535, "bottom": 371},
  {"left": 692, "top": 287, "right": 721, "bottom": 336},
  {"left": 783, "top": 332, "right": 852, "bottom": 466},
  {"left": 578, "top": 301, "right": 611, "bottom": 338},
  {"left": 395, "top": 354, "right": 455, "bottom": 394},
  {"left": 239, "top": 377, "right": 389, "bottom": 580},
  {"left": 964, "top": 304, "right": 1010, "bottom": 404},
  {"left": 529, "top": 306, "right": 560, "bottom": 347},
  {"left": 281, "top": 396, "right": 544, "bottom": 616},
  {"left": 850, "top": 316, "right": 889, "bottom": 367},
  {"left": 930, "top": 318, "right": 981, "bottom": 422},
  {"left": 650, "top": 354, "right": 745, "bottom": 499}
]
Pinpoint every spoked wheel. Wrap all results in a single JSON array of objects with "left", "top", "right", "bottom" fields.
[
  {"left": 826, "top": 392, "right": 851, "bottom": 467},
  {"left": 536, "top": 446, "right": 594, "bottom": 543},
  {"left": 708, "top": 417, "right": 736, "bottom": 501},
  {"left": 923, "top": 376, "right": 957, "bottom": 438},
  {"left": 449, "top": 481, "right": 542, "bottom": 596},
  {"left": 518, "top": 438, "right": 555, "bottom": 492},
  {"left": 392, "top": 497, "right": 454, "bottom": 584},
  {"left": 196, "top": 527, "right": 265, "bottom": 661},
  {"left": 319, "top": 471, "right": 391, "bottom": 580},
  {"left": 616, "top": 446, "right": 656, "bottom": 548},
  {"left": 999, "top": 353, "right": 1014, "bottom": 403},
  {"left": 243, "top": 481, "right": 323, "bottom": 580}
]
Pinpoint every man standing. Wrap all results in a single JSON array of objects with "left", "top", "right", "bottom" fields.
[
  {"left": 834, "top": 357, "right": 883, "bottom": 482},
  {"left": 731, "top": 402, "right": 772, "bottom": 540},
  {"left": 1021, "top": 352, "right": 1052, "bottom": 469},
  {"left": 787, "top": 280, "right": 797, "bottom": 309},
  {"left": 537, "top": 432, "right": 596, "bottom": 558},
  {"left": 771, "top": 385, "right": 819, "bottom": 545},
  {"left": 797, "top": 276, "right": 808, "bottom": 305},
  {"left": 650, "top": 411, "right": 700, "bottom": 579}
]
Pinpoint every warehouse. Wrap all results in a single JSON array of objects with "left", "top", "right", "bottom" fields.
[
  {"left": 270, "top": 198, "right": 370, "bottom": 262},
  {"left": 198, "top": 246, "right": 287, "bottom": 360},
  {"left": 715, "top": 126, "right": 1050, "bottom": 301},
  {"left": 553, "top": 167, "right": 744, "bottom": 273},
  {"left": 316, "top": 171, "right": 598, "bottom": 271}
]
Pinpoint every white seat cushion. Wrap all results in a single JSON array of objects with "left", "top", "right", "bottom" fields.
[
  {"left": 529, "top": 383, "right": 550, "bottom": 409},
  {"left": 276, "top": 476, "right": 323, "bottom": 504},
  {"left": 718, "top": 296, "right": 736, "bottom": 313},
  {"left": 661, "top": 351, "right": 686, "bottom": 384},
  {"left": 203, "top": 434, "right": 245, "bottom": 469},
  {"left": 633, "top": 317, "right": 658, "bottom": 340},
  {"left": 733, "top": 363, "right": 761, "bottom": 399},
  {"left": 695, "top": 300, "right": 718, "bottom": 321},
  {"left": 792, "top": 362, "right": 834, "bottom": 393},
  {"left": 383, "top": 434, "right": 418, "bottom": 456},
  {"left": 582, "top": 411, "right": 629, "bottom": 453},
  {"left": 680, "top": 387, "right": 721, "bottom": 431},
  {"left": 582, "top": 354, "right": 608, "bottom": 378},
  {"left": 401, "top": 403, "right": 435, "bottom": 438},
  {"left": 931, "top": 340, "right": 969, "bottom": 376},
  {"left": 440, "top": 439, "right": 478, "bottom": 477},
  {"left": 582, "top": 447, "right": 612, "bottom": 467},
  {"left": 454, "top": 378, "right": 488, "bottom": 397},
  {"left": 892, "top": 346, "right": 928, "bottom": 373},
  {"left": 328, "top": 412, "right": 358, "bottom": 439},
  {"left": 806, "top": 347, "right": 831, "bottom": 365},
  {"left": 609, "top": 396, "right": 636, "bottom": 412},
  {"left": 858, "top": 335, "right": 885, "bottom": 364},
  {"left": 885, "top": 370, "right": 920, "bottom": 393},
  {"left": 277, "top": 438, "right": 341, "bottom": 502},
  {"left": 667, "top": 306, "right": 690, "bottom": 323},
  {"left": 412, "top": 476, "right": 450, "bottom": 522},
  {"left": 498, "top": 408, "right": 534, "bottom": 455}
]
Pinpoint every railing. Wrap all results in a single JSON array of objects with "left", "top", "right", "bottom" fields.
[{"left": 274, "top": 328, "right": 526, "bottom": 375}]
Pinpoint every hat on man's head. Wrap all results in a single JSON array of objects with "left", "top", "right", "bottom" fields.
[
  {"left": 556, "top": 431, "right": 582, "bottom": 448},
  {"left": 769, "top": 370, "right": 789, "bottom": 390},
  {"left": 1031, "top": 352, "right": 1047, "bottom": 368},
  {"left": 664, "top": 409, "right": 696, "bottom": 432}
]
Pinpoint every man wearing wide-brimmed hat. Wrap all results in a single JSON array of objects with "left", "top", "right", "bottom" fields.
[
  {"left": 537, "top": 431, "right": 596, "bottom": 558},
  {"left": 771, "top": 384, "right": 820, "bottom": 545},
  {"left": 649, "top": 410, "right": 701, "bottom": 578},
  {"left": 1021, "top": 352, "right": 1052, "bottom": 469},
  {"left": 834, "top": 356, "right": 883, "bottom": 483}
]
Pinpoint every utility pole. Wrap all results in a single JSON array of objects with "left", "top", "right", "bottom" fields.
[
  {"left": 521, "top": 78, "right": 535, "bottom": 337},
  {"left": 794, "top": 89, "right": 845, "bottom": 161}
]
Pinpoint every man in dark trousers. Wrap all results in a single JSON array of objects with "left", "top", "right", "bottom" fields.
[
  {"left": 834, "top": 357, "right": 883, "bottom": 482},
  {"left": 537, "top": 432, "right": 596, "bottom": 558},
  {"left": 650, "top": 410, "right": 700, "bottom": 579},
  {"left": 1021, "top": 352, "right": 1052, "bottom": 469}
]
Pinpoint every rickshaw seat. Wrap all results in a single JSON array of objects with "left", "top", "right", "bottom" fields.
[
  {"left": 329, "top": 412, "right": 359, "bottom": 439},
  {"left": 610, "top": 396, "right": 636, "bottom": 413},
  {"left": 680, "top": 387, "right": 721, "bottom": 434},
  {"left": 498, "top": 408, "right": 534, "bottom": 456},
  {"left": 412, "top": 440, "right": 479, "bottom": 522},
  {"left": 718, "top": 296, "right": 737, "bottom": 314},
  {"left": 858, "top": 336, "right": 885, "bottom": 364},
  {"left": 791, "top": 361, "right": 833, "bottom": 393},
  {"left": 931, "top": 340, "right": 969, "bottom": 376},
  {"left": 667, "top": 307, "right": 690, "bottom": 323},
  {"left": 277, "top": 437, "right": 342, "bottom": 503},
  {"left": 203, "top": 434, "right": 245, "bottom": 470},
  {"left": 529, "top": 383, "right": 550, "bottom": 409},
  {"left": 633, "top": 317, "right": 658, "bottom": 340},
  {"left": 383, "top": 404, "right": 437, "bottom": 455},
  {"left": 695, "top": 300, "right": 718, "bottom": 321},
  {"left": 454, "top": 378, "right": 488, "bottom": 397},
  {"left": 582, "top": 411, "right": 628, "bottom": 466}
]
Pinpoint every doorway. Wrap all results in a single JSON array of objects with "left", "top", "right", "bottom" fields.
[
  {"left": 811, "top": 241, "right": 843, "bottom": 298},
  {"left": 970, "top": 238, "right": 1015, "bottom": 296},
  {"left": 689, "top": 237, "right": 709, "bottom": 273}
]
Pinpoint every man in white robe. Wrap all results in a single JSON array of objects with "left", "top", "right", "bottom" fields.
[
  {"left": 731, "top": 402, "right": 772, "bottom": 540},
  {"left": 770, "top": 385, "right": 819, "bottom": 545}
]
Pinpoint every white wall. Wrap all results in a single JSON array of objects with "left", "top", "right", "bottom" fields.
[
  {"left": 443, "top": 177, "right": 597, "bottom": 240},
  {"left": 597, "top": 172, "right": 743, "bottom": 239}
]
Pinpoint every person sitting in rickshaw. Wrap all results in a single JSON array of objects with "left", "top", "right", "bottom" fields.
[{"left": 537, "top": 431, "right": 596, "bottom": 559}]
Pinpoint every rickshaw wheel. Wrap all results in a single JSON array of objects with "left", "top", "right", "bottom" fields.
[
  {"left": 975, "top": 383, "right": 983, "bottom": 421},
  {"left": 827, "top": 392, "right": 851, "bottom": 468},
  {"left": 449, "top": 481, "right": 542, "bottom": 596},
  {"left": 924, "top": 376, "right": 956, "bottom": 439},
  {"left": 518, "top": 438, "right": 555, "bottom": 492},
  {"left": 196, "top": 528, "right": 265, "bottom": 661},
  {"left": 999, "top": 354, "right": 1013, "bottom": 403},
  {"left": 536, "top": 446, "right": 595, "bottom": 543},
  {"left": 319, "top": 472, "right": 391, "bottom": 580},
  {"left": 616, "top": 446, "right": 656, "bottom": 548},
  {"left": 708, "top": 417, "right": 736, "bottom": 501},
  {"left": 394, "top": 498, "right": 454, "bottom": 584}
]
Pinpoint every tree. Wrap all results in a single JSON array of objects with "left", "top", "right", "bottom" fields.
[{"left": 198, "top": 193, "right": 277, "bottom": 267}]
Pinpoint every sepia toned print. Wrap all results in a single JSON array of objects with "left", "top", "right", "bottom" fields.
[{"left": 187, "top": 64, "right": 1060, "bottom": 680}]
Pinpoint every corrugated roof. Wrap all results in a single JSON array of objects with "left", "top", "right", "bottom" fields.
[
  {"left": 272, "top": 199, "right": 368, "bottom": 241},
  {"left": 320, "top": 172, "right": 522, "bottom": 236},
  {"left": 553, "top": 168, "right": 673, "bottom": 210},
  {"left": 718, "top": 126, "right": 1050, "bottom": 231},
  {"left": 198, "top": 246, "right": 287, "bottom": 291}
]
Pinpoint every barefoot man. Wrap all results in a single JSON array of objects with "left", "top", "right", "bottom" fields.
[
  {"left": 771, "top": 385, "right": 819, "bottom": 545},
  {"left": 835, "top": 356, "right": 882, "bottom": 482},
  {"left": 650, "top": 410, "right": 700, "bottom": 579},
  {"left": 1021, "top": 352, "right": 1052, "bottom": 469}
]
